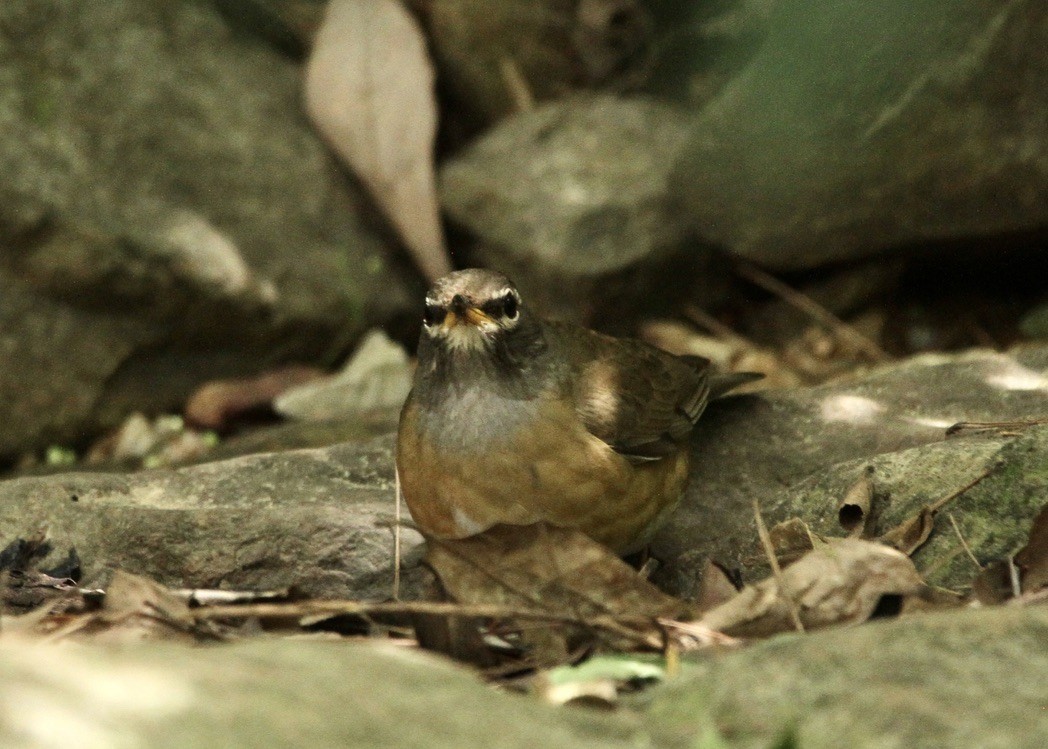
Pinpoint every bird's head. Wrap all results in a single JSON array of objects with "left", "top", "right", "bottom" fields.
[{"left": 417, "top": 269, "right": 537, "bottom": 360}]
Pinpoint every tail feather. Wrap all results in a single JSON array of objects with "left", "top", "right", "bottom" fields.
[{"left": 708, "top": 371, "right": 764, "bottom": 399}]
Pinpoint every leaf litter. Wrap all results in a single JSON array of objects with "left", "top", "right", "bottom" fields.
[{"left": 3, "top": 463, "right": 1047, "bottom": 709}]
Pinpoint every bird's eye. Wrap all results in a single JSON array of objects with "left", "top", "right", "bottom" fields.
[
  {"left": 502, "top": 292, "right": 519, "bottom": 320},
  {"left": 422, "top": 304, "right": 446, "bottom": 327}
]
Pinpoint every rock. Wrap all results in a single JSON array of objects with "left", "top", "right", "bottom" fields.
[
  {"left": 672, "top": 0, "right": 1048, "bottom": 269},
  {"left": 647, "top": 605, "right": 1048, "bottom": 749},
  {"left": 0, "top": 640, "right": 642, "bottom": 749},
  {"left": 0, "top": 437, "right": 423, "bottom": 601},
  {"left": 1019, "top": 302, "right": 1048, "bottom": 339},
  {"left": 655, "top": 345, "right": 1048, "bottom": 595},
  {"left": 440, "top": 95, "right": 700, "bottom": 321},
  {"left": 418, "top": 0, "right": 651, "bottom": 125},
  {"left": 0, "top": 0, "right": 405, "bottom": 457},
  {"left": 275, "top": 331, "right": 413, "bottom": 421}
]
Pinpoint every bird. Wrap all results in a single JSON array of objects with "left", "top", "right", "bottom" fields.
[{"left": 396, "top": 268, "right": 761, "bottom": 554}]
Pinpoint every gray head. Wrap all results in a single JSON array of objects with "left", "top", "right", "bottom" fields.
[{"left": 415, "top": 269, "right": 547, "bottom": 385}]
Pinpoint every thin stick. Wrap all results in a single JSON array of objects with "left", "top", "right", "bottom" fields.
[
  {"left": 187, "top": 598, "right": 660, "bottom": 644},
  {"left": 1007, "top": 555, "right": 1022, "bottom": 599},
  {"left": 499, "top": 57, "right": 535, "bottom": 112},
  {"left": 735, "top": 262, "right": 889, "bottom": 362},
  {"left": 393, "top": 468, "right": 402, "bottom": 600},
  {"left": 929, "top": 463, "right": 998, "bottom": 513},
  {"left": 683, "top": 305, "right": 757, "bottom": 347},
  {"left": 753, "top": 500, "right": 805, "bottom": 633},
  {"left": 947, "top": 513, "right": 982, "bottom": 571},
  {"left": 945, "top": 417, "right": 1048, "bottom": 436}
]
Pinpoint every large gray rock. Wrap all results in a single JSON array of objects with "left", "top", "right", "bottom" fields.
[
  {"left": 672, "top": 0, "right": 1048, "bottom": 269},
  {"left": 0, "top": 0, "right": 402, "bottom": 457},
  {"left": 0, "top": 639, "right": 641, "bottom": 749},
  {"left": 647, "top": 606, "right": 1048, "bottom": 749},
  {"left": 0, "top": 438, "right": 421, "bottom": 601},
  {"left": 656, "top": 344, "right": 1048, "bottom": 594},
  {"left": 440, "top": 95, "right": 699, "bottom": 320}
]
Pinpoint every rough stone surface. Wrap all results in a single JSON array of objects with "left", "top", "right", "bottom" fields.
[
  {"left": 0, "top": 0, "right": 404, "bottom": 457},
  {"left": 6, "top": 345, "right": 1045, "bottom": 605},
  {"left": 672, "top": 0, "right": 1048, "bottom": 269},
  {"left": 440, "top": 95, "right": 700, "bottom": 320},
  {"left": 0, "top": 640, "right": 642, "bottom": 749},
  {"left": 0, "top": 437, "right": 423, "bottom": 601},
  {"left": 420, "top": 0, "right": 651, "bottom": 125},
  {"left": 647, "top": 606, "right": 1048, "bottom": 749},
  {"left": 655, "top": 345, "right": 1048, "bottom": 595}
]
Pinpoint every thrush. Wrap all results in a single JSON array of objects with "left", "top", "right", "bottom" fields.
[{"left": 396, "top": 269, "right": 760, "bottom": 554}]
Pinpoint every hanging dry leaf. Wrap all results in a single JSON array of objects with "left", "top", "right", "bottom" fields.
[
  {"left": 699, "top": 539, "right": 924, "bottom": 638},
  {"left": 305, "top": 0, "right": 450, "bottom": 281}
]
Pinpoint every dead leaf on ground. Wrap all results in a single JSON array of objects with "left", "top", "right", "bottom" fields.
[
  {"left": 973, "top": 502, "right": 1048, "bottom": 604},
  {"left": 694, "top": 558, "right": 740, "bottom": 614},
  {"left": 767, "top": 517, "right": 821, "bottom": 567},
  {"left": 1015, "top": 503, "right": 1048, "bottom": 594},
  {"left": 838, "top": 467, "right": 875, "bottom": 537},
  {"left": 878, "top": 506, "right": 935, "bottom": 556},
  {"left": 425, "top": 523, "right": 693, "bottom": 664},
  {"left": 304, "top": 0, "right": 450, "bottom": 281},
  {"left": 699, "top": 538, "right": 924, "bottom": 638},
  {"left": 185, "top": 366, "right": 326, "bottom": 430}
]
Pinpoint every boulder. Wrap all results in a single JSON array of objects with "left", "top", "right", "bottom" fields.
[
  {"left": 656, "top": 345, "right": 1048, "bottom": 595},
  {"left": 672, "top": 0, "right": 1048, "bottom": 269},
  {"left": 0, "top": 639, "right": 642, "bottom": 749},
  {"left": 0, "top": 0, "right": 403, "bottom": 457},
  {"left": 648, "top": 605, "right": 1048, "bottom": 749},
  {"left": 440, "top": 95, "right": 700, "bottom": 320},
  {"left": 0, "top": 437, "right": 420, "bottom": 601}
]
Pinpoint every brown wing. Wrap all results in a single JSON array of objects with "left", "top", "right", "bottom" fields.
[{"left": 548, "top": 322, "right": 713, "bottom": 464}]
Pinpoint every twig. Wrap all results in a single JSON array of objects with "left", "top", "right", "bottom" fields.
[
  {"left": 945, "top": 417, "right": 1048, "bottom": 436},
  {"left": 735, "top": 261, "right": 889, "bottom": 362},
  {"left": 753, "top": 500, "right": 805, "bottom": 633},
  {"left": 1007, "top": 555, "right": 1022, "bottom": 599},
  {"left": 499, "top": 57, "right": 535, "bottom": 112},
  {"left": 947, "top": 513, "right": 982, "bottom": 571},
  {"left": 188, "top": 598, "right": 661, "bottom": 646},
  {"left": 683, "top": 306, "right": 757, "bottom": 348},
  {"left": 929, "top": 463, "right": 999, "bottom": 513},
  {"left": 393, "top": 468, "right": 403, "bottom": 600}
]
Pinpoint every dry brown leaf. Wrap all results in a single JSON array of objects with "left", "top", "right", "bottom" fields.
[
  {"left": 694, "top": 558, "right": 740, "bottom": 614},
  {"left": 973, "top": 503, "right": 1048, "bottom": 604},
  {"left": 838, "top": 468, "right": 875, "bottom": 537},
  {"left": 767, "top": 517, "right": 819, "bottom": 567},
  {"left": 971, "top": 559, "right": 1015, "bottom": 605},
  {"left": 878, "top": 507, "right": 935, "bottom": 555},
  {"left": 185, "top": 366, "right": 325, "bottom": 430},
  {"left": 425, "top": 524, "right": 691, "bottom": 661},
  {"left": 91, "top": 570, "right": 198, "bottom": 643},
  {"left": 1015, "top": 503, "right": 1048, "bottom": 594},
  {"left": 699, "top": 538, "right": 924, "bottom": 638},
  {"left": 305, "top": 0, "right": 450, "bottom": 281}
]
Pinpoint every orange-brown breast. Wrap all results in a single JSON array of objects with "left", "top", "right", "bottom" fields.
[{"left": 397, "top": 391, "right": 689, "bottom": 554}]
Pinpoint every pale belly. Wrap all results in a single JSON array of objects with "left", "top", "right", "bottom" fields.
[{"left": 397, "top": 393, "right": 689, "bottom": 554}]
